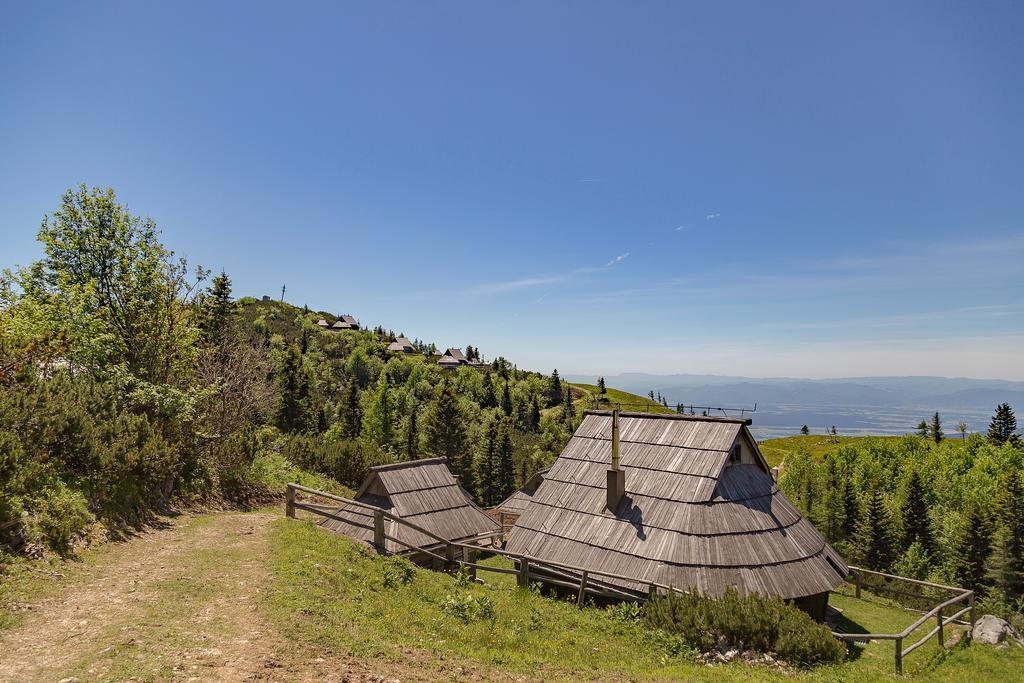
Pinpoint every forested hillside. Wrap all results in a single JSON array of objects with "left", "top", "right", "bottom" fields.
[{"left": 0, "top": 186, "right": 578, "bottom": 559}]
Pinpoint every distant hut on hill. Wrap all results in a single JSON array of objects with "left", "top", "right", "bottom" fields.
[
  {"left": 316, "top": 318, "right": 330, "bottom": 329},
  {"left": 504, "top": 410, "right": 847, "bottom": 619},
  {"left": 387, "top": 336, "right": 416, "bottom": 353},
  {"left": 330, "top": 315, "right": 359, "bottom": 331},
  {"left": 320, "top": 458, "right": 500, "bottom": 563}
]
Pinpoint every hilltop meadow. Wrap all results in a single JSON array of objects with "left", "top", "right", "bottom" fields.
[{"left": 2, "top": 186, "right": 1024, "bottom": 680}]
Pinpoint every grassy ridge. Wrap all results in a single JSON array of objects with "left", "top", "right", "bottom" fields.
[{"left": 570, "top": 383, "right": 676, "bottom": 414}]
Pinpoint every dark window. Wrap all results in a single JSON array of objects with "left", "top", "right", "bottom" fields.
[{"left": 729, "top": 444, "right": 742, "bottom": 464}]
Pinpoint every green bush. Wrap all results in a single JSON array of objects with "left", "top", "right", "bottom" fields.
[
  {"left": 281, "top": 433, "right": 388, "bottom": 488},
  {"left": 641, "top": 589, "right": 845, "bottom": 667},
  {"left": 382, "top": 557, "right": 415, "bottom": 588},
  {"left": 441, "top": 592, "right": 497, "bottom": 624},
  {"left": 32, "top": 481, "right": 94, "bottom": 555}
]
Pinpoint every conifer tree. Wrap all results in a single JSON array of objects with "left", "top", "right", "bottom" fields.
[
  {"left": 563, "top": 385, "right": 575, "bottom": 431},
  {"left": 476, "top": 420, "right": 499, "bottom": 506},
  {"left": 276, "top": 345, "right": 311, "bottom": 432},
  {"left": 528, "top": 397, "right": 541, "bottom": 432},
  {"left": 404, "top": 406, "right": 419, "bottom": 461},
  {"left": 202, "top": 270, "right": 234, "bottom": 344},
  {"left": 340, "top": 382, "right": 361, "bottom": 438},
  {"left": 916, "top": 420, "right": 929, "bottom": 438},
  {"left": 801, "top": 425, "right": 810, "bottom": 435},
  {"left": 929, "top": 412, "right": 943, "bottom": 443},
  {"left": 549, "top": 369, "right": 562, "bottom": 405},
  {"left": 497, "top": 420, "right": 516, "bottom": 502},
  {"left": 481, "top": 372, "right": 497, "bottom": 408},
  {"left": 952, "top": 501, "right": 993, "bottom": 590},
  {"left": 598, "top": 376, "right": 606, "bottom": 394},
  {"left": 988, "top": 471, "right": 1024, "bottom": 600},
  {"left": 423, "top": 379, "right": 473, "bottom": 490},
  {"left": 988, "top": 403, "right": 1019, "bottom": 445},
  {"left": 841, "top": 477, "right": 859, "bottom": 540},
  {"left": 501, "top": 381, "right": 513, "bottom": 417},
  {"left": 361, "top": 374, "right": 394, "bottom": 449},
  {"left": 900, "top": 470, "right": 935, "bottom": 555},
  {"left": 855, "top": 487, "right": 896, "bottom": 571}
]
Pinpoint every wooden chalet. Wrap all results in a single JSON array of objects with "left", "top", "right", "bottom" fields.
[
  {"left": 330, "top": 315, "right": 359, "bottom": 331},
  {"left": 504, "top": 410, "right": 847, "bottom": 618},
  {"left": 320, "top": 458, "right": 500, "bottom": 562},
  {"left": 316, "top": 318, "right": 330, "bottom": 329},
  {"left": 387, "top": 336, "right": 416, "bottom": 353}
]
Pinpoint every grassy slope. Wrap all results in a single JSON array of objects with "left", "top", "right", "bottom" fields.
[
  {"left": 265, "top": 518, "right": 1024, "bottom": 682},
  {"left": 570, "top": 383, "right": 676, "bottom": 414}
]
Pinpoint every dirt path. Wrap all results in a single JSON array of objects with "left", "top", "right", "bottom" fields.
[{"left": 0, "top": 511, "right": 419, "bottom": 682}]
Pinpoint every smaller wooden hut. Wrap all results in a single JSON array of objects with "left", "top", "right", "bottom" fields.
[
  {"left": 490, "top": 467, "right": 549, "bottom": 531},
  {"left": 321, "top": 458, "right": 500, "bottom": 562}
]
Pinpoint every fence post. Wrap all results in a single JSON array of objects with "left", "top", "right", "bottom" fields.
[
  {"left": 968, "top": 590, "right": 976, "bottom": 628},
  {"left": 445, "top": 542, "right": 455, "bottom": 569},
  {"left": 937, "top": 605, "right": 944, "bottom": 648},
  {"left": 467, "top": 547, "right": 477, "bottom": 581},
  {"left": 648, "top": 583, "right": 658, "bottom": 601},
  {"left": 373, "top": 509, "right": 385, "bottom": 549},
  {"left": 517, "top": 557, "right": 530, "bottom": 588},
  {"left": 577, "top": 571, "right": 588, "bottom": 609},
  {"left": 855, "top": 569, "right": 861, "bottom": 599},
  {"left": 285, "top": 484, "right": 296, "bottom": 519},
  {"left": 894, "top": 637, "right": 903, "bottom": 675}
]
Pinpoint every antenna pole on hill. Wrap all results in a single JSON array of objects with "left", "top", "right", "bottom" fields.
[{"left": 280, "top": 284, "right": 286, "bottom": 302}]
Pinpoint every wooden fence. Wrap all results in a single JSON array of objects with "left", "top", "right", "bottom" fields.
[
  {"left": 287, "top": 483, "right": 973, "bottom": 674},
  {"left": 833, "top": 566, "right": 975, "bottom": 674}
]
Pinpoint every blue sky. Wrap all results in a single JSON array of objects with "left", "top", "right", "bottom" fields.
[{"left": 2, "top": 2, "right": 1022, "bottom": 379}]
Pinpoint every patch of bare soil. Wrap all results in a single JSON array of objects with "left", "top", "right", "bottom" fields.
[{"left": 0, "top": 511, "right": 481, "bottom": 682}]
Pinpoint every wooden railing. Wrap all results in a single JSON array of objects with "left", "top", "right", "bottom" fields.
[
  {"left": 286, "top": 483, "right": 974, "bottom": 674},
  {"left": 286, "top": 482, "right": 679, "bottom": 605},
  {"left": 833, "top": 566, "right": 975, "bottom": 674}
]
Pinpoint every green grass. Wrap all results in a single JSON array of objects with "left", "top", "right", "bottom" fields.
[
  {"left": 265, "top": 518, "right": 1024, "bottom": 681},
  {"left": 758, "top": 434, "right": 915, "bottom": 468},
  {"left": 570, "top": 383, "right": 676, "bottom": 414}
]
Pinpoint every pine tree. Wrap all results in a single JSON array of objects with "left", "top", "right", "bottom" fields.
[
  {"left": 276, "top": 345, "right": 311, "bottom": 432},
  {"left": 497, "top": 420, "right": 516, "bottom": 502},
  {"left": 202, "top": 270, "right": 234, "bottom": 343},
  {"left": 404, "top": 406, "right": 419, "bottom": 461},
  {"left": 989, "top": 471, "right": 1024, "bottom": 600},
  {"left": 929, "top": 412, "right": 943, "bottom": 443},
  {"left": 854, "top": 487, "right": 896, "bottom": 571},
  {"left": 988, "top": 403, "right": 1019, "bottom": 445},
  {"left": 598, "top": 376, "right": 606, "bottom": 394},
  {"left": 501, "top": 381, "right": 513, "bottom": 417},
  {"left": 340, "top": 382, "right": 361, "bottom": 438},
  {"left": 481, "top": 372, "right": 497, "bottom": 408},
  {"left": 528, "top": 397, "right": 541, "bottom": 432},
  {"left": 916, "top": 420, "right": 929, "bottom": 438},
  {"left": 801, "top": 425, "right": 810, "bottom": 435},
  {"left": 549, "top": 369, "right": 562, "bottom": 405},
  {"left": 563, "top": 385, "right": 575, "bottom": 431},
  {"left": 900, "top": 470, "right": 934, "bottom": 555},
  {"left": 423, "top": 380, "right": 473, "bottom": 490},
  {"left": 952, "top": 501, "right": 992, "bottom": 590},
  {"left": 361, "top": 374, "right": 394, "bottom": 449},
  {"left": 841, "top": 477, "right": 859, "bottom": 540},
  {"left": 476, "top": 420, "right": 500, "bottom": 506}
]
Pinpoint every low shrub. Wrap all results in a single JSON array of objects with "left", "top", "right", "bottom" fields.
[
  {"left": 441, "top": 592, "right": 497, "bottom": 624},
  {"left": 641, "top": 589, "right": 845, "bottom": 667},
  {"left": 32, "top": 481, "right": 94, "bottom": 556},
  {"left": 382, "top": 557, "right": 415, "bottom": 588}
]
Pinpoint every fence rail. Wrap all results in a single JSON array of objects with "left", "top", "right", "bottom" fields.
[
  {"left": 833, "top": 566, "right": 975, "bottom": 674},
  {"left": 286, "top": 483, "right": 973, "bottom": 674}
]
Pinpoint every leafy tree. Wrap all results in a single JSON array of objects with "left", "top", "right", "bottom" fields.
[
  {"left": 892, "top": 541, "right": 932, "bottom": 581},
  {"left": 422, "top": 379, "right": 473, "bottom": 489},
  {"left": 930, "top": 412, "right": 943, "bottom": 443},
  {"left": 988, "top": 403, "right": 1019, "bottom": 445},
  {"left": 800, "top": 425, "right": 810, "bottom": 435},
  {"left": 916, "top": 420, "right": 929, "bottom": 438},
  {"left": 951, "top": 501, "right": 993, "bottom": 591},
  {"left": 276, "top": 345, "right": 311, "bottom": 432},
  {"left": 854, "top": 487, "right": 896, "bottom": 571},
  {"left": 900, "top": 470, "right": 934, "bottom": 555},
  {"left": 598, "top": 376, "right": 606, "bottom": 394},
  {"left": 956, "top": 421, "right": 968, "bottom": 439}
]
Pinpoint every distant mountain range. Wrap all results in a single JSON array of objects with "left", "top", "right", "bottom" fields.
[{"left": 564, "top": 373, "right": 1024, "bottom": 439}]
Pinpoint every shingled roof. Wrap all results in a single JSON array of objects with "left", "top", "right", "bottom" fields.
[
  {"left": 495, "top": 467, "right": 549, "bottom": 516},
  {"left": 504, "top": 411, "right": 848, "bottom": 600},
  {"left": 321, "top": 458, "right": 500, "bottom": 552}
]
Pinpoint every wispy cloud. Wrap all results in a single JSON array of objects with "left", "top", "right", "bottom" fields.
[
  {"left": 705, "top": 213, "right": 720, "bottom": 220},
  {"left": 472, "top": 275, "right": 566, "bottom": 294},
  {"left": 606, "top": 252, "right": 630, "bottom": 267},
  {"left": 675, "top": 224, "right": 687, "bottom": 232}
]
